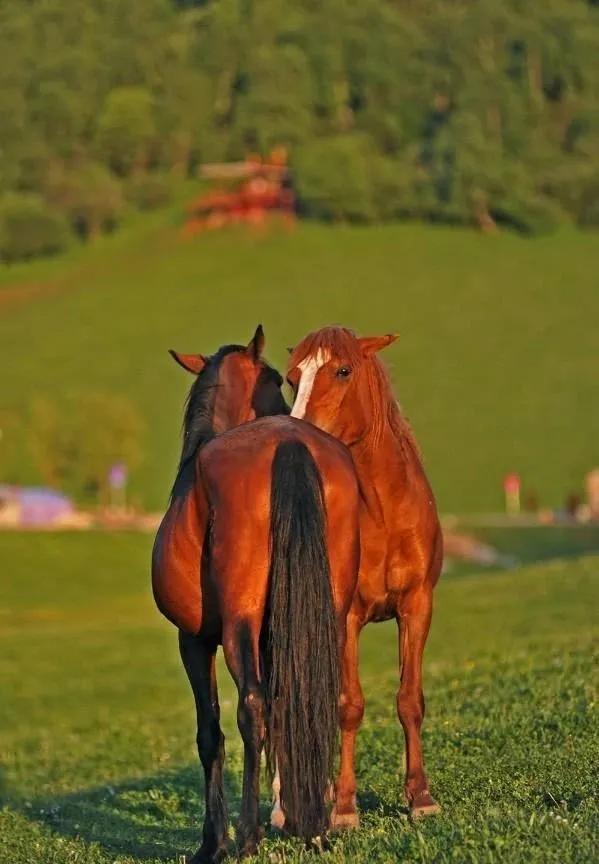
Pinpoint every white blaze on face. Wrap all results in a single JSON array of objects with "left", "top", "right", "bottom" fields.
[{"left": 290, "top": 349, "right": 330, "bottom": 419}]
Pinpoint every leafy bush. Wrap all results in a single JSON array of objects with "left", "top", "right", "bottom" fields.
[
  {"left": 368, "top": 156, "right": 412, "bottom": 220},
  {"left": 126, "top": 173, "right": 172, "bottom": 210},
  {"left": 0, "top": 194, "right": 69, "bottom": 262},
  {"left": 44, "top": 162, "right": 124, "bottom": 240},
  {"left": 492, "top": 195, "right": 565, "bottom": 236},
  {"left": 370, "top": 151, "right": 447, "bottom": 222},
  {"left": 579, "top": 197, "right": 599, "bottom": 227},
  {"left": 577, "top": 175, "right": 599, "bottom": 226},
  {"left": 293, "top": 137, "right": 375, "bottom": 223}
]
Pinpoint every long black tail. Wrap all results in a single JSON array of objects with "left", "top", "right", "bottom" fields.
[{"left": 265, "top": 440, "right": 339, "bottom": 841}]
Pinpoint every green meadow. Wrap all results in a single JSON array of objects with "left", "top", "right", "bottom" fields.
[
  {"left": 0, "top": 532, "right": 597, "bottom": 863},
  {"left": 1, "top": 216, "right": 598, "bottom": 513},
  {"left": 2, "top": 214, "right": 597, "bottom": 859}
]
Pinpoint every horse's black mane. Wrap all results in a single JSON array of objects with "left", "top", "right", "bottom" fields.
[
  {"left": 170, "top": 344, "right": 286, "bottom": 500},
  {"left": 181, "top": 344, "right": 241, "bottom": 462}
]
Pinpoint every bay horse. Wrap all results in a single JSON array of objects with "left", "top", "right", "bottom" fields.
[
  {"left": 152, "top": 327, "right": 360, "bottom": 862},
  {"left": 283, "top": 325, "right": 443, "bottom": 826}
]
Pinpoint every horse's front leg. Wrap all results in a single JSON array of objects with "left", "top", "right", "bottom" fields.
[
  {"left": 396, "top": 588, "right": 440, "bottom": 817},
  {"left": 331, "top": 613, "right": 364, "bottom": 829}
]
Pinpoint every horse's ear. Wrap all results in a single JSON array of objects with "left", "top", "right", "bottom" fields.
[
  {"left": 247, "top": 324, "right": 265, "bottom": 360},
  {"left": 169, "top": 349, "right": 206, "bottom": 375},
  {"left": 286, "top": 346, "right": 293, "bottom": 355},
  {"left": 358, "top": 334, "right": 399, "bottom": 357}
]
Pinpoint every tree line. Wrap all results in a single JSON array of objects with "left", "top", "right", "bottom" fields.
[{"left": 1, "top": 0, "right": 598, "bottom": 260}]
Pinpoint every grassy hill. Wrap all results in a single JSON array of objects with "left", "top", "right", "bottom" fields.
[
  {"left": 1, "top": 213, "right": 597, "bottom": 512},
  {"left": 0, "top": 532, "right": 596, "bottom": 863}
]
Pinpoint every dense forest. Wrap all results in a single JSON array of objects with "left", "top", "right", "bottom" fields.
[{"left": 1, "top": 0, "right": 598, "bottom": 259}]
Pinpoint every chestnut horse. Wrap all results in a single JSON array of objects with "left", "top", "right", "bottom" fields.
[
  {"left": 283, "top": 326, "right": 443, "bottom": 826},
  {"left": 152, "top": 327, "right": 360, "bottom": 862}
]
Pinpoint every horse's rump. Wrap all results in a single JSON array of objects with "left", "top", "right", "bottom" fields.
[{"left": 200, "top": 418, "right": 360, "bottom": 839}]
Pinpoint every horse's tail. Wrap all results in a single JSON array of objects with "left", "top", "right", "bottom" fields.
[{"left": 265, "top": 439, "right": 339, "bottom": 841}]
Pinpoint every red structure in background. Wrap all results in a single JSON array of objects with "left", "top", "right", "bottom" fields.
[{"left": 183, "top": 148, "right": 295, "bottom": 235}]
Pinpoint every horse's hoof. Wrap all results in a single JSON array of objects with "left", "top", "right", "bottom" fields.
[
  {"left": 409, "top": 790, "right": 441, "bottom": 819},
  {"left": 189, "top": 845, "right": 228, "bottom": 864},
  {"left": 238, "top": 826, "right": 265, "bottom": 858},
  {"left": 309, "top": 834, "right": 332, "bottom": 853},
  {"left": 238, "top": 840, "right": 258, "bottom": 859},
  {"left": 270, "top": 805, "right": 286, "bottom": 830},
  {"left": 330, "top": 808, "right": 360, "bottom": 830}
]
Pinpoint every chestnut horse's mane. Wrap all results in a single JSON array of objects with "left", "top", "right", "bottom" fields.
[{"left": 290, "top": 326, "right": 422, "bottom": 459}]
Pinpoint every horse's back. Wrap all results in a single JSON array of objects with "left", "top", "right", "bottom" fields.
[
  {"left": 200, "top": 415, "right": 358, "bottom": 512},
  {"left": 201, "top": 415, "right": 354, "bottom": 471}
]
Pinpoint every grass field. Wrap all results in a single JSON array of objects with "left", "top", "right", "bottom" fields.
[
  {"left": 1, "top": 214, "right": 598, "bottom": 512},
  {"left": 447, "top": 522, "right": 599, "bottom": 577},
  {"left": 1, "top": 532, "right": 597, "bottom": 863}
]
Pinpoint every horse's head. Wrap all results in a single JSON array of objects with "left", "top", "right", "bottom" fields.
[
  {"left": 171, "top": 325, "right": 289, "bottom": 457},
  {"left": 287, "top": 326, "right": 398, "bottom": 445}
]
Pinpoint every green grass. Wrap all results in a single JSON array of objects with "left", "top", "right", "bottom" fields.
[
  {"left": 0, "top": 532, "right": 597, "bottom": 863},
  {"left": 445, "top": 522, "right": 599, "bottom": 577},
  {"left": 0, "top": 215, "right": 598, "bottom": 512},
  {"left": 453, "top": 523, "right": 599, "bottom": 564}
]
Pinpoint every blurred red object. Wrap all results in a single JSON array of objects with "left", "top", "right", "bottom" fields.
[{"left": 184, "top": 149, "right": 295, "bottom": 234}]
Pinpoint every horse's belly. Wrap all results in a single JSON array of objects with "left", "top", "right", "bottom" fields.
[
  {"left": 354, "top": 565, "right": 395, "bottom": 622},
  {"left": 152, "top": 506, "right": 206, "bottom": 635},
  {"left": 355, "top": 521, "right": 439, "bottom": 622}
]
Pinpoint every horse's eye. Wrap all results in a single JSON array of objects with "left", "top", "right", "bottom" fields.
[{"left": 336, "top": 366, "right": 352, "bottom": 379}]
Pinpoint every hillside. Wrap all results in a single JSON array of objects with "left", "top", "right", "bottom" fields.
[{"left": 1, "top": 217, "right": 597, "bottom": 513}]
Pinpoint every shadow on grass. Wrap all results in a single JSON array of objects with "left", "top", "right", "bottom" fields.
[
  {"left": 1, "top": 762, "right": 406, "bottom": 860},
  {"left": 357, "top": 787, "right": 409, "bottom": 819},
  {"left": 5, "top": 763, "right": 248, "bottom": 862}
]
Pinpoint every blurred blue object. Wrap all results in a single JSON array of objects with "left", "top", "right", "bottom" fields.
[{"left": 0, "top": 485, "right": 73, "bottom": 526}]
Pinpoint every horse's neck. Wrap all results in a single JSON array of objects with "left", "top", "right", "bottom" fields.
[{"left": 350, "top": 425, "right": 423, "bottom": 524}]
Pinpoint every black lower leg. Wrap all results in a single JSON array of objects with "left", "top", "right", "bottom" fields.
[
  {"left": 223, "top": 622, "right": 265, "bottom": 857},
  {"left": 237, "top": 685, "right": 266, "bottom": 855},
  {"left": 179, "top": 631, "right": 228, "bottom": 863}
]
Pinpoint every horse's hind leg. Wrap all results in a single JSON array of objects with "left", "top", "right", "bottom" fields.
[
  {"left": 222, "top": 619, "right": 265, "bottom": 858},
  {"left": 179, "top": 631, "right": 228, "bottom": 864},
  {"left": 396, "top": 588, "right": 440, "bottom": 817},
  {"left": 331, "top": 613, "right": 364, "bottom": 830}
]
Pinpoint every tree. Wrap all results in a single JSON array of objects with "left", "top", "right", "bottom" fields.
[
  {"left": 96, "top": 87, "right": 156, "bottom": 176},
  {"left": 29, "top": 393, "right": 145, "bottom": 504},
  {"left": 233, "top": 44, "right": 314, "bottom": 152},
  {"left": 29, "top": 82, "right": 83, "bottom": 159}
]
